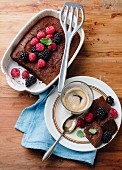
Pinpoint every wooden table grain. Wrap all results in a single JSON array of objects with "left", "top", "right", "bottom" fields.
[{"left": 0, "top": 0, "right": 122, "bottom": 169}]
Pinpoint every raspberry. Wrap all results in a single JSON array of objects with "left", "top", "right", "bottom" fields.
[
  {"left": 109, "top": 108, "right": 118, "bottom": 119},
  {"left": 48, "top": 42, "right": 57, "bottom": 51},
  {"left": 46, "top": 34, "right": 53, "bottom": 40},
  {"left": 36, "top": 43, "right": 45, "bottom": 52},
  {"left": 46, "top": 26, "right": 55, "bottom": 34},
  {"left": 85, "top": 113, "right": 94, "bottom": 123},
  {"left": 29, "top": 53, "right": 37, "bottom": 62},
  {"left": 37, "top": 59, "right": 46, "bottom": 68},
  {"left": 77, "top": 118, "right": 86, "bottom": 128},
  {"left": 30, "top": 37, "right": 39, "bottom": 46},
  {"left": 22, "top": 70, "right": 29, "bottom": 79},
  {"left": 37, "top": 31, "right": 46, "bottom": 39},
  {"left": 11, "top": 68, "right": 20, "bottom": 78}
]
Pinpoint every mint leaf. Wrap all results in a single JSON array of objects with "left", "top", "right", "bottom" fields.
[
  {"left": 76, "top": 130, "right": 85, "bottom": 138},
  {"left": 40, "top": 38, "right": 47, "bottom": 44},
  {"left": 46, "top": 39, "right": 52, "bottom": 45},
  {"left": 89, "top": 128, "right": 97, "bottom": 134},
  {"left": 40, "top": 38, "right": 52, "bottom": 45}
]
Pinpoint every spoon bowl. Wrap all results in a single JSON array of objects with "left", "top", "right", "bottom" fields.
[
  {"left": 63, "top": 115, "right": 78, "bottom": 133},
  {"left": 42, "top": 114, "right": 80, "bottom": 161}
]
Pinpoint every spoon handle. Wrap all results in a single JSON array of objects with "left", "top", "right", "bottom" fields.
[{"left": 42, "top": 132, "right": 64, "bottom": 161}]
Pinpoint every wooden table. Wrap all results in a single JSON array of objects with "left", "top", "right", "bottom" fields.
[{"left": 0, "top": 0, "right": 122, "bottom": 169}]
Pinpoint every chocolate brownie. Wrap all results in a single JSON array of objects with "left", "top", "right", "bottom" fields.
[
  {"left": 11, "top": 16, "right": 80, "bottom": 85},
  {"left": 84, "top": 122, "right": 103, "bottom": 147},
  {"left": 90, "top": 96, "right": 111, "bottom": 116}
]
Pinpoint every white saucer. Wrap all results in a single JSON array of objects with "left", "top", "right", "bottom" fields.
[{"left": 44, "top": 76, "right": 121, "bottom": 152}]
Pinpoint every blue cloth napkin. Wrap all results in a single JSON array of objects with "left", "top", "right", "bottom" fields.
[{"left": 15, "top": 85, "right": 96, "bottom": 165}]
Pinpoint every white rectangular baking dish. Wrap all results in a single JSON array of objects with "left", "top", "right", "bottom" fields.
[{"left": 1, "top": 9, "right": 85, "bottom": 95}]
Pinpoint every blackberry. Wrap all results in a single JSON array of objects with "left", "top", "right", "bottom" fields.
[
  {"left": 25, "top": 76, "right": 37, "bottom": 87},
  {"left": 38, "top": 49, "right": 51, "bottom": 61},
  {"left": 32, "top": 46, "right": 39, "bottom": 56},
  {"left": 102, "top": 131, "right": 112, "bottom": 143},
  {"left": 32, "top": 46, "right": 37, "bottom": 53},
  {"left": 97, "top": 107, "right": 108, "bottom": 120},
  {"left": 20, "top": 51, "right": 29, "bottom": 61},
  {"left": 54, "top": 32, "right": 62, "bottom": 44},
  {"left": 106, "top": 96, "right": 114, "bottom": 106}
]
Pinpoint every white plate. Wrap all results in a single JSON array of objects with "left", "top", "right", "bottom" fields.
[
  {"left": 44, "top": 76, "right": 122, "bottom": 152},
  {"left": 1, "top": 9, "right": 85, "bottom": 95}
]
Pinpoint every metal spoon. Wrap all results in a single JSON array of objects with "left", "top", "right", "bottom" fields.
[{"left": 42, "top": 115, "right": 78, "bottom": 161}]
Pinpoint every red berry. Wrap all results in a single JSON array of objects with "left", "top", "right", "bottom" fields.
[
  {"left": 85, "top": 113, "right": 94, "bottom": 123},
  {"left": 109, "top": 108, "right": 118, "bottom": 119},
  {"left": 48, "top": 42, "right": 57, "bottom": 51},
  {"left": 46, "top": 26, "right": 55, "bottom": 34},
  {"left": 37, "top": 59, "right": 46, "bottom": 68},
  {"left": 30, "top": 37, "right": 39, "bottom": 46},
  {"left": 11, "top": 68, "right": 20, "bottom": 78},
  {"left": 36, "top": 43, "right": 45, "bottom": 52},
  {"left": 29, "top": 53, "right": 36, "bottom": 62},
  {"left": 77, "top": 118, "right": 86, "bottom": 128},
  {"left": 22, "top": 70, "right": 29, "bottom": 79},
  {"left": 37, "top": 31, "right": 46, "bottom": 39},
  {"left": 46, "top": 34, "right": 53, "bottom": 40}
]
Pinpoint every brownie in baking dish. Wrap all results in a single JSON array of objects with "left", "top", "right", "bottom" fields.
[{"left": 11, "top": 16, "right": 80, "bottom": 85}]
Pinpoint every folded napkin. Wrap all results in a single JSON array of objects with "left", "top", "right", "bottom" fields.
[{"left": 15, "top": 85, "right": 96, "bottom": 165}]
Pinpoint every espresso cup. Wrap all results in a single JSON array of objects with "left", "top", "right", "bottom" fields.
[{"left": 61, "top": 81, "right": 94, "bottom": 115}]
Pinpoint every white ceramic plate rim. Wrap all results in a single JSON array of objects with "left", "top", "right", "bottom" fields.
[
  {"left": 1, "top": 9, "right": 85, "bottom": 95},
  {"left": 44, "top": 76, "right": 122, "bottom": 152}
]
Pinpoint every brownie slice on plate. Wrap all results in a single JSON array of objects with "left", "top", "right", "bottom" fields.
[
  {"left": 90, "top": 96, "right": 111, "bottom": 117},
  {"left": 84, "top": 122, "right": 103, "bottom": 148}
]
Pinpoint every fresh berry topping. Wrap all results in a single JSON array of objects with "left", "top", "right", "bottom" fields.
[
  {"left": 97, "top": 107, "right": 108, "bottom": 120},
  {"left": 77, "top": 118, "right": 86, "bottom": 128},
  {"left": 30, "top": 37, "right": 39, "bottom": 46},
  {"left": 32, "top": 46, "right": 37, "bottom": 53},
  {"left": 46, "top": 34, "right": 53, "bottom": 40},
  {"left": 102, "top": 131, "right": 112, "bottom": 143},
  {"left": 54, "top": 32, "right": 62, "bottom": 44},
  {"left": 29, "top": 53, "right": 37, "bottom": 62},
  {"left": 32, "top": 46, "right": 39, "bottom": 56},
  {"left": 37, "top": 59, "right": 46, "bottom": 68},
  {"left": 85, "top": 113, "right": 94, "bottom": 123},
  {"left": 48, "top": 42, "right": 57, "bottom": 51},
  {"left": 25, "top": 76, "right": 37, "bottom": 87},
  {"left": 38, "top": 49, "right": 51, "bottom": 61},
  {"left": 36, "top": 43, "right": 45, "bottom": 52},
  {"left": 106, "top": 96, "right": 114, "bottom": 106},
  {"left": 22, "top": 70, "right": 29, "bottom": 79},
  {"left": 11, "top": 68, "right": 20, "bottom": 78},
  {"left": 109, "top": 108, "right": 118, "bottom": 119},
  {"left": 20, "top": 51, "right": 29, "bottom": 61},
  {"left": 37, "top": 31, "right": 46, "bottom": 39},
  {"left": 46, "top": 26, "right": 55, "bottom": 34}
]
